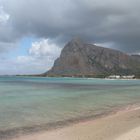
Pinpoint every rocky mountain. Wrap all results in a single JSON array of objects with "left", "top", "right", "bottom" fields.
[{"left": 43, "top": 38, "right": 140, "bottom": 77}]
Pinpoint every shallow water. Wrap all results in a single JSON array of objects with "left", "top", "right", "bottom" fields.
[{"left": 0, "top": 76, "right": 140, "bottom": 137}]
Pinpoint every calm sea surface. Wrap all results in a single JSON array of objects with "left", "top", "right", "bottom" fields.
[{"left": 0, "top": 76, "right": 140, "bottom": 136}]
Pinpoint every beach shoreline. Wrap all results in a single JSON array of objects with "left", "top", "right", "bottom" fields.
[{"left": 3, "top": 104, "right": 140, "bottom": 140}]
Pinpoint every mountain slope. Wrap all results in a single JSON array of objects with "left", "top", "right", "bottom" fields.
[{"left": 44, "top": 38, "right": 140, "bottom": 77}]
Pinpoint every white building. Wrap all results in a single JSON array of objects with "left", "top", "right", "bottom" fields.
[
  {"left": 107, "top": 75, "right": 135, "bottom": 79},
  {"left": 108, "top": 75, "right": 121, "bottom": 79},
  {"left": 121, "top": 75, "right": 135, "bottom": 79}
]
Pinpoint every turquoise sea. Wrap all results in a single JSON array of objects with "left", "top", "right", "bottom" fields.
[{"left": 0, "top": 76, "right": 140, "bottom": 138}]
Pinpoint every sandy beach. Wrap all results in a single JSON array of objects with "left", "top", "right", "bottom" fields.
[
  {"left": 10, "top": 105, "right": 140, "bottom": 140},
  {"left": 115, "top": 126, "right": 140, "bottom": 140}
]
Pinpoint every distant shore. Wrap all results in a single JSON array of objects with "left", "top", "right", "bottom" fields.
[
  {"left": 7, "top": 104, "right": 140, "bottom": 140},
  {"left": 13, "top": 74, "right": 140, "bottom": 79}
]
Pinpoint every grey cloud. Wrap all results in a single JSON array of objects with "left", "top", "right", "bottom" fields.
[
  {"left": 0, "top": 41, "right": 18, "bottom": 53},
  {"left": 0, "top": 0, "right": 140, "bottom": 53}
]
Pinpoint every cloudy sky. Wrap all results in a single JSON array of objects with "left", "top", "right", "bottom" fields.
[{"left": 0, "top": 0, "right": 140, "bottom": 75}]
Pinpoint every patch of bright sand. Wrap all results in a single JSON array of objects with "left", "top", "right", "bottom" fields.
[{"left": 116, "top": 126, "right": 140, "bottom": 140}]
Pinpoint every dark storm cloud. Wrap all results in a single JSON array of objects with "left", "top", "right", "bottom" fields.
[{"left": 0, "top": 0, "right": 140, "bottom": 53}]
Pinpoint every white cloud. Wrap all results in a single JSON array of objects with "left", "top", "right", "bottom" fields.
[
  {"left": 0, "top": 6, "right": 10, "bottom": 24},
  {"left": 9, "top": 39, "right": 62, "bottom": 74},
  {"left": 29, "top": 39, "right": 61, "bottom": 57}
]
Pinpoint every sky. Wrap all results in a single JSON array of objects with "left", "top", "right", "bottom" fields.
[{"left": 0, "top": 0, "right": 140, "bottom": 75}]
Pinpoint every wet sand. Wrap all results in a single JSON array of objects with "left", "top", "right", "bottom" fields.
[{"left": 10, "top": 105, "right": 140, "bottom": 140}]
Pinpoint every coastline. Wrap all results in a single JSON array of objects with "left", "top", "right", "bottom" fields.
[
  {"left": 15, "top": 75, "right": 140, "bottom": 79},
  {"left": 3, "top": 104, "right": 140, "bottom": 140},
  {"left": 0, "top": 105, "right": 121, "bottom": 140}
]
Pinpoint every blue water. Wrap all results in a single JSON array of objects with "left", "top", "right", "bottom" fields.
[{"left": 0, "top": 76, "right": 140, "bottom": 135}]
